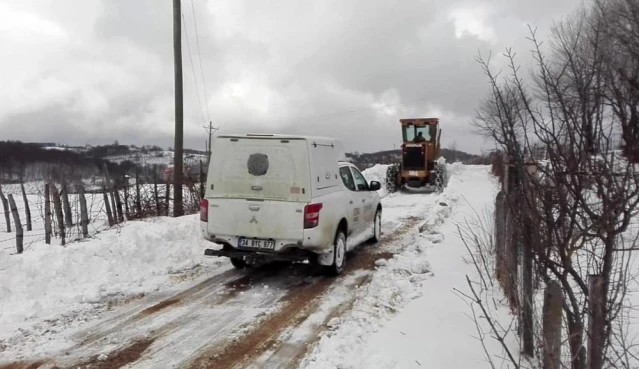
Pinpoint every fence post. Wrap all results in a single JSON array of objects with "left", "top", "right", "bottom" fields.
[
  {"left": 165, "top": 182, "right": 170, "bottom": 216},
  {"left": 109, "top": 191, "right": 118, "bottom": 224},
  {"left": 502, "top": 152, "right": 510, "bottom": 193},
  {"left": 495, "top": 190, "right": 507, "bottom": 285},
  {"left": 103, "top": 189, "right": 115, "bottom": 227},
  {"left": 61, "top": 182, "right": 74, "bottom": 227},
  {"left": 79, "top": 186, "right": 89, "bottom": 238},
  {"left": 102, "top": 164, "right": 118, "bottom": 225},
  {"left": 135, "top": 167, "right": 142, "bottom": 218},
  {"left": 51, "top": 184, "right": 66, "bottom": 246},
  {"left": 587, "top": 274, "right": 605, "bottom": 369},
  {"left": 153, "top": 174, "right": 160, "bottom": 216},
  {"left": 20, "top": 181, "right": 32, "bottom": 231},
  {"left": 543, "top": 280, "right": 563, "bottom": 369},
  {"left": 521, "top": 214, "right": 535, "bottom": 358},
  {"left": 44, "top": 183, "right": 52, "bottom": 244},
  {"left": 114, "top": 184, "right": 124, "bottom": 223},
  {"left": 123, "top": 176, "right": 131, "bottom": 220},
  {"left": 506, "top": 159, "right": 520, "bottom": 312},
  {"left": 199, "top": 159, "right": 205, "bottom": 199},
  {"left": 8, "top": 194, "right": 23, "bottom": 254},
  {"left": 0, "top": 185, "right": 11, "bottom": 233}
]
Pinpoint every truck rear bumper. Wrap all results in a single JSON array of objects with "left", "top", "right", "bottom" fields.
[
  {"left": 207, "top": 234, "right": 304, "bottom": 252},
  {"left": 204, "top": 247, "right": 314, "bottom": 263}
]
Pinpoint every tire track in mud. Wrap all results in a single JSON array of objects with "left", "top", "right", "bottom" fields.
[
  {"left": 253, "top": 273, "right": 372, "bottom": 369},
  {"left": 0, "top": 361, "right": 48, "bottom": 369},
  {"left": 74, "top": 267, "right": 253, "bottom": 348},
  {"left": 52, "top": 338, "right": 157, "bottom": 369},
  {"left": 30, "top": 264, "right": 300, "bottom": 369},
  {"left": 183, "top": 215, "right": 424, "bottom": 369}
]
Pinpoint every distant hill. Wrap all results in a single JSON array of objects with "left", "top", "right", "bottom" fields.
[
  {"left": 0, "top": 141, "right": 207, "bottom": 184},
  {"left": 0, "top": 140, "right": 483, "bottom": 183},
  {"left": 346, "top": 148, "right": 480, "bottom": 170}
]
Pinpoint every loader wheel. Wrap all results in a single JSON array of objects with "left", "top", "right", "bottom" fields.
[
  {"left": 385, "top": 164, "right": 400, "bottom": 193},
  {"left": 434, "top": 163, "right": 448, "bottom": 193}
]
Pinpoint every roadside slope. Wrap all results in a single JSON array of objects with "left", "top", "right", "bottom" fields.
[
  {"left": 0, "top": 215, "right": 230, "bottom": 362},
  {"left": 300, "top": 164, "right": 508, "bottom": 369}
]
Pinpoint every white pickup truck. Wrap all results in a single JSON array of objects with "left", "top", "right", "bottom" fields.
[{"left": 200, "top": 133, "right": 382, "bottom": 276}]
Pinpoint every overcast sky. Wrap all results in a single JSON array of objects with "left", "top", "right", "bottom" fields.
[{"left": 1, "top": 0, "right": 583, "bottom": 155}]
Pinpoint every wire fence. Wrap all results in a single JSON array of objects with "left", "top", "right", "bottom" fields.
[{"left": 0, "top": 173, "right": 204, "bottom": 255}]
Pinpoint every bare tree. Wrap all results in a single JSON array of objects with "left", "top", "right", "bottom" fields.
[
  {"left": 594, "top": 0, "right": 639, "bottom": 163},
  {"left": 463, "top": 2, "right": 639, "bottom": 368}
]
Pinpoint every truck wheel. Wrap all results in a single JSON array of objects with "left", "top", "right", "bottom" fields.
[
  {"left": 385, "top": 164, "right": 400, "bottom": 193},
  {"left": 230, "top": 257, "right": 247, "bottom": 270},
  {"left": 325, "top": 231, "right": 346, "bottom": 276},
  {"left": 434, "top": 164, "right": 448, "bottom": 193},
  {"left": 369, "top": 209, "right": 382, "bottom": 243}
]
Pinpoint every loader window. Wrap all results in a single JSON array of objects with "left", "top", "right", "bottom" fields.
[{"left": 403, "top": 125, "right": 432, "bottom": 142}]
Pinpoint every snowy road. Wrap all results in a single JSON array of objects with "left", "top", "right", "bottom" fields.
[{"left": 1, "top": 181, "right": 441, "bottom": 369}]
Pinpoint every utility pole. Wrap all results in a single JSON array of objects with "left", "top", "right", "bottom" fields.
[
  {"left": 203, "top": 121, "right": 219, "bottom": 166},
  {"left": 172, "top": 0, "right": 184, "bottom": 217}
]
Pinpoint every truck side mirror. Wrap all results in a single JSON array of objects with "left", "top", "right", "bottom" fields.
[{"left": 369, "top": 181, "right": 381, "bottom": 191}]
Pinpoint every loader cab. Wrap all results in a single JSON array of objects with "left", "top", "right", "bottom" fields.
[
  {"left": 402, "top": 123, "right": 436, "bottom": 143},
  {"left": 399, "top": 118, "right": 441, "bottom": 169},
  {"left": 386, "top": 117, "right": 448, "bottom": 193}
]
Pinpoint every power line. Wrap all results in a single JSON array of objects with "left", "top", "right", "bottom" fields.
[
  {"left": 190, "top": 0, "right": 211, "bottom": 123},
  {"left": 181, "top": 13, "right": 207, "bottom": 125}
]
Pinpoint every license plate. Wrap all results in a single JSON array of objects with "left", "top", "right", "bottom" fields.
[
  {"left": 409, "top": 171, "right": 418, "bottom": 176},
  {"left": 238, "top": 237, "right": 276, "bottom": 250}
]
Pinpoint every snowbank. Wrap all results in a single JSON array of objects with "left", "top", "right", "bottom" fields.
[
  {"left": 300, "top": 165, "right": 510, "bottom": 369},
  {"left": 0, "top": 215, "right": 222, "bottom": 341},
  {"left": 362, "top": 164, "right": 389, "bottom": 198}
]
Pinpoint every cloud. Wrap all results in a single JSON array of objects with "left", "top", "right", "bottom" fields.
[
  {"left": 449, "top": 2, "right": 498, "bottom": 43},
  {"left": 0, "top": 0, "right": 584, "bottom": 155}
]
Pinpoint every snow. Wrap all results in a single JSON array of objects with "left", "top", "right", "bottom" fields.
[
  {"left": 0, "top": 215, "right": 226, "bottom": 344},
  {"left": 0, "top": 182, "right": 112, "bottom": 250},
  {"left": 0, "top": 163, "right": 528, "bottom": 367},
  {"left": 300, "top": 165, "right": 513, "bottom": 369},
  {"left": 362, "top": 164, "right": 390, "bottom": 198}
]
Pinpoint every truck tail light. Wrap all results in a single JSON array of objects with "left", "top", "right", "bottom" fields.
[
  {"left": 304, "top": 203, "right": 323, "bottom": 229},
  {"left": 200, "top": 198, "right": 209, "bottom": 222}
]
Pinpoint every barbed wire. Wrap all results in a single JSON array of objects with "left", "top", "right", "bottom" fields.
[{"left": 0, "top": 174, "right": 204, "bottom": 254}]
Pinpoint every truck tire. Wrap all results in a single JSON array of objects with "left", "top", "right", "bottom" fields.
[
  {"left": 369, "top": 209, "right": 382, "bottom": 243},
  {"left": 325, "top": 230, "right": 347, "bottom": 276},
  {"left": 434, "top": 163, "right": 448, "bottom": 193},
  {"left": 385, "top": 164, "right": 400, "bottom": 193},
  {"left": 230, "top": 257, "right": 247, "bottom": 270}
]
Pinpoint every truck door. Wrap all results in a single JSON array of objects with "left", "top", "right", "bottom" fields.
[
  {"left": 339, "top": 166, "right": 361, "bottom": 238},
  {"left": 349, "top": 167, "right": 376, "bottom": 229}
]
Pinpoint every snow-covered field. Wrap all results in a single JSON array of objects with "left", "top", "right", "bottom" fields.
[{"left": 0, "top": 163, "right": 519, "bottom": 368}]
